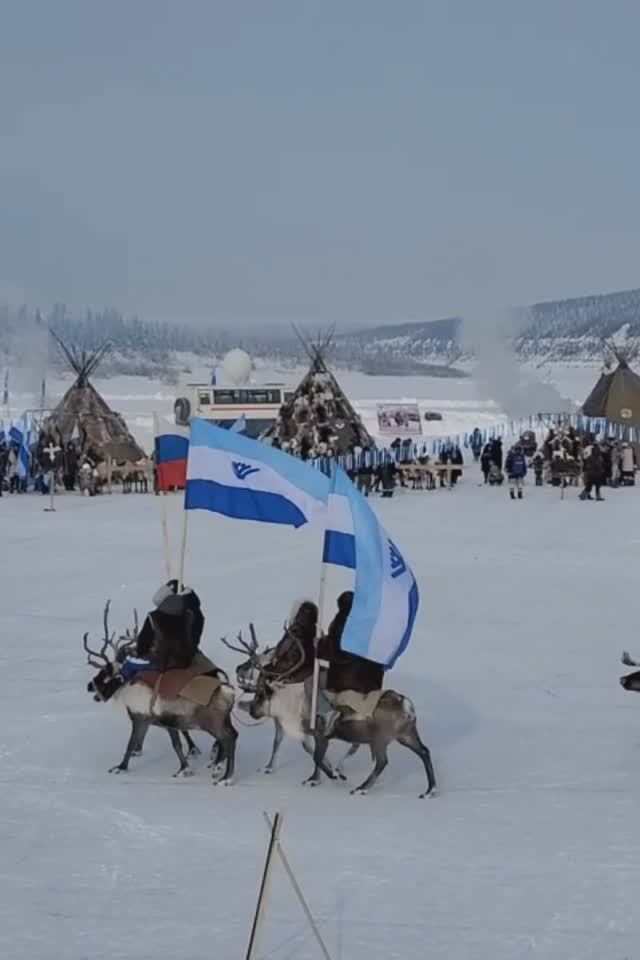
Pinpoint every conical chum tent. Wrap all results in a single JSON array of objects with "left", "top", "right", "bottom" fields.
[
  {"left": 44, "top": 331, "right": 146, "bottom": 461},
  {"left": 261, "top": 334, "right": 375, "bottom": 459},
  {"left": 582, "top": 350, "right": 640, "bottom": 428}
]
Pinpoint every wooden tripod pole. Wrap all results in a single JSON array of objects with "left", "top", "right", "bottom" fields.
[
  {"left": 263, "top": 813, "right": 334, "bottom": 960},
  {"left": 246, "top": 812, "right": 283, "bottom": 960}
]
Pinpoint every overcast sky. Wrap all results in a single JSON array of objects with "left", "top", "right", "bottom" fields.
[{"left": 1, "top": 1, "right": 639, "bottom": 329}]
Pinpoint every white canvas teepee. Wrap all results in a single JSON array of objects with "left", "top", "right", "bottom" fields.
[
  {"left": 261, "top": 331, "right": 375, "bottom": 459},
  {"left": 44, "top": 331, "right": 146, "bottom": 461}
]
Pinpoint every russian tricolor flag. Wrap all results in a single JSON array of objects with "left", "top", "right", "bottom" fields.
[{"left": 155, "top": 421, "right": 189, "bottom": 491}]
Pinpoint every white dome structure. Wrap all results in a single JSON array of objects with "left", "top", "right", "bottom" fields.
[{"left": 222, "top": 348, "right": 252, "bottom": 386}]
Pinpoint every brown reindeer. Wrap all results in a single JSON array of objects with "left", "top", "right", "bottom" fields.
[
  {"left": 85, "top": 604, "right": 236, "bottom": 782},
  {"left": 245, "top": 657, "right": 437, "bottom": 797}
]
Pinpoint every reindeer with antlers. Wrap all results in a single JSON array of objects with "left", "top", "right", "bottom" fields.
[
  {"left": 83, "top": 601, "right": 202, "bottom": 760},
  {"left": 222, "top": 618, "right": 361, "bottom": 778},
  {"left": 84, "top": 601, "right": 237, "bottom": 782}
]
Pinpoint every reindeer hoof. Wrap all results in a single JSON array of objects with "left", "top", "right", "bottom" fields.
[
  {"left": 336, "top": 771, "right": 347, "bottom": 782},
  {"left": 263, "top": 767, "right": 274, "bottom": 775},
  {"left": 215, "top": 777, "right": 234, "bottom": 787},
  {"left": 109, "top": 765, "right": 127, "bottom": 775},
  {"left": 302, "top": 777, "right": 321, "bottom": 787},
  {"left": 174, "top": 768, "right": 194, "bottom": 779},
  {"left": 420, "top": 788, "right": 438, "bottom": 799},
  {"left": 351, "top": 788, "right": 368, "bottom": 796}
]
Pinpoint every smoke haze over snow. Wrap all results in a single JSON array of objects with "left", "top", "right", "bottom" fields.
[
  {"left": 9, "top": 314, "right": 49, "bottom": 408},
  {"left": 462, "top": 306, "right": 573, "bottom": 418}
]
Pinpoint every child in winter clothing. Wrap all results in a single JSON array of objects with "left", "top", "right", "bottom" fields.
[
  {"left": 532, "top": 451, "right": 544, "bottom": 486},
  {"left": 505, "top": 444, "right": 527, "bottom": 499}
]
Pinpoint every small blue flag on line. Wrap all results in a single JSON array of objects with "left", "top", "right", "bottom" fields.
[
  {"left": 185, "top": 418, "right": 329, "bottom": 528},
  {"left": 230, "top": 414, "right": 247, "bottom": 434},
  {"left": 322, "top": 467, "right": 420, "bottom": 669}
]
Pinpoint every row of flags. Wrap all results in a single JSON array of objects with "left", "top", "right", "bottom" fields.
[
  {"left": 0, "top": 413, "right": 33, "bottom": 480},
  {"left": 168, "top": 417, "right": 418, "bottom": 670}
]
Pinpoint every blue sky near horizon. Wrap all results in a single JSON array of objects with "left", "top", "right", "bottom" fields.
[{"left": 1, "top": 1, "right": 639, "bottom": 328}]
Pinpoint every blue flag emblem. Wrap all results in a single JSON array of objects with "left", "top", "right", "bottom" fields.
[
  {"left": 388, "top": 540, "right": 407, "bottom": 579},
  {"left": 232, "top": 461, "right": 260, "bottom": 481}
]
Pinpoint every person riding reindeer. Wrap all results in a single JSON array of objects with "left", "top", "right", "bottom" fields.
[
  {"left": 316, "top": 591, "right": 384, "bottom": 733},
  {"left": 259, "top": 593, "right": 386, "bottom": 734},
  {"left": 117, "top": 579, "right": 207, "bottom": 686}
]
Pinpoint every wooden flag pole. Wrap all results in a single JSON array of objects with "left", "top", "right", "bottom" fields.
[
  {"left": 177, "top": 509, "right": 189, "bottom": 592},
  {"left": 246, "top": 811, "right": 283, "bottom": 960},
  {"left": 44, "top": 471, "right": 56, "bottom": 512},
  {"left": 152, "top": 412, "right": 173, "bottom": 581},
  {"left": 310, "top": 465, "right": 336, "bottom": 731},
  {"left": 263, "top": 813, "right": 334, "bottom": 960}
]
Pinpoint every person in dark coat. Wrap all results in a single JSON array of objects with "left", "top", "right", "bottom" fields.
[
  {"left": 267, "top": 600, "right": 318, "bottom": 683},
  {"left": 134, "top": 580, "right": 205, "bottom": 671},
  {"left": 63, "top": 442, "right": 79, "bottom": 491},
  {"left": 470, "top": 428, "right": 483, "bottom": 462},
  {"left": 379, "top": 460, "right": 396, "bottom": 498},
  {"left": 480, "top": 442, "right": 492, "bottom": 484},
  {"left": 315, "top": 591, "right": 384, "bottom": 734},
  {"left": 600, "top": 441, "right": 613, "bottom": 486},
  {"left": 450, "top": 445, "right": 463, "bottom": 486},
  {"left": 580, "top": 444, "right": 605, "bottom": 501},
  {"left": 490, "top": 438, "right": 503, "bottom": 470},
  {"left": 318, "top": 592, "right": 384, "bottom": 694},
  {"left": 0, "top": 441, "right": 7, "bottom": 496}
]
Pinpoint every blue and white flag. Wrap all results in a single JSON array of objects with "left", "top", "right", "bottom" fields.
[
  {"left": 10, "top": 414, "right": 31, "bottom": 480},
  {"left": 323, "top": 468, "right": 420, "bottom": 669},
  {"left": 230, "top": 414, "right": 247, "bottom": 434},
  {"left": 185, "top": 418, "right": 329, "bottom": 528}
]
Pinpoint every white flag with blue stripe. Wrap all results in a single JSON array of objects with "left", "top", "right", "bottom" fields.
[
  {"left": 185, "top": 418, "right": 329, "bottom": 527},
  {"left": 10, "top": 414, "right": 31, "bottom": 480},
  {"left": 323, "top": 467, "right": 419, "bottom": 669}
]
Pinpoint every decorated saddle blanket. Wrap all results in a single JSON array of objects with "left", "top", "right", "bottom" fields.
[
  {"left": 325, "top": 688, "right": 385, "bottom": 718},
  {"left": 132, "top": 652, "right": 222, "bottom": 705}
]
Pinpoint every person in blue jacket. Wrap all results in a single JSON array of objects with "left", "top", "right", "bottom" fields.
[{"left": 505, "top": 443, "right": 527, "bottom": 500}]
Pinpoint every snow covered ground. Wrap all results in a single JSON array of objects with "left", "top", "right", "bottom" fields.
[{"left": 2, "top": 468, "right": 640, "bottom": 959}]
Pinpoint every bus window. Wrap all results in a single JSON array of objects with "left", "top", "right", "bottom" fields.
[
  {"left": 212, "top": 389, "right": 237, "bottom": 405},
  {"left": 198, "top": 390, "right": 211, "bottom": 405}
]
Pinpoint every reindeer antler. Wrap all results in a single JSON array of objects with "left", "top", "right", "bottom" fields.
[
  {"left": 220, "top": 629, "right": 261, "bottom": 661},
  {"left": 84, "top": 600, "right": 120, "bottom": 667},
  {"left": 83, "top": 631, "right": 110, "bottom": 668}
]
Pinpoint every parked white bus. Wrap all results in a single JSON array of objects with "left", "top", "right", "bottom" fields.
[{"left": 174, "top": 382, "right": 294, "bottom": 439}]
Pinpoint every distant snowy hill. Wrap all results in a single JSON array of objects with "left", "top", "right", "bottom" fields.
[
  {"left": 2, "top": 286, "right": 640, "bottom": 378},
  {"left": 332, "top": 288, "right": 640, "bottom": 369}
]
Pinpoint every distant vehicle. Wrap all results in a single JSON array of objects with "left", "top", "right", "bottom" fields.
[
  {"left": 174, "top": 382, "right": 294, "bottom": 439},
  {"left": 423, "top": 410, "right": 443, "bottom": 422}
]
